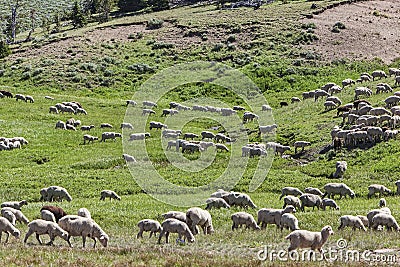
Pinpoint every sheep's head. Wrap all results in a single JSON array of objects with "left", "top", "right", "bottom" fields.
[
  {"left": 12, "top": 229, "right": 20, "bottom": 239},
  {"left": 99, "top": 234, "right": 109, "bottom": 247},
  {"left": 284, "top": 205, "right": 296, "bottom": 214},
  {"left": 20, "top": 200, "right": 28, "bottom": 206},
  {"left": 322, "top": 225, "right": 334, "bottom": 236}
]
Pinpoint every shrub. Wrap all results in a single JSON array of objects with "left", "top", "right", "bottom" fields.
[
  {"left": 127, "top": 63, "right": 154, "bottom": 73},
  {"left": 0, "top": 41, "right": 11, "bottom": 59},
  {"left": 333, "top": 21, "right": 346, "bottom": 29},
  {"left": 146, "top": 18, "right": 163, "bottom": 30},
  {"left": 212, "top": 43, "right": 224, "bottom": 52},
  {"left": 151, "top": 42, "right": 173, "bottom": 50},
  {"left": 227, "top": 35, "right": 236, "bottom": 43}
]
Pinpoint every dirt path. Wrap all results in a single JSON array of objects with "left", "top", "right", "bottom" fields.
[{"left": 302, "top": 0, "right": 400, "bottom": 64}]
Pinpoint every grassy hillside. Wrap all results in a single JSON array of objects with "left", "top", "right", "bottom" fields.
[{"left": 0, "top": 0, "right": 400, "bottom": 266}]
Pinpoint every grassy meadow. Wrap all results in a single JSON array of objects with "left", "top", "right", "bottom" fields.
[{"left": 0, "top": 0, "right": 400, "bottom": 266}]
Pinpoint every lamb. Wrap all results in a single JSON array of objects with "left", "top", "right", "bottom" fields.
[
  {"left": 338, "top": 215, "right": 367, "bottom": 231},
  {"left": 299, "top": 194, "right": 323, "bottom": 211},
  {"left": 259, "top": 124, "right": 277, "bottom": 135},
  {"left": 1, "top": 200, "right": 28, "bottom": 210},
  {"left": 304, "top": 187, "right": 323, "bottom": 197},
  {"left": 77, "top": 208, "right": 92, "bottom": 219},
  {"left": 166, "top": 140, "right": 177, "bottom": 150},
  {"left": 45, "top": 186, "right": 72, "bottom": 202},
  {"left": 1, "top": 207, "right": 29, "bottom": 224},
  {"left": 332, "top": 161, "right": 347, "bottom": 179},
  {"left": 100, "top": 123, "right": 113, "bottom": 128},
  {"left": 231, "top": 212, "right": 260, "bottom": 231},
  {"left": 0, "top": 217, "right": 20, "bottom": 243},
  {"left": 322, "top": 183, "right": 355, "bottom": 199},
  {"left": 59, "top": 216, "right": 109, "bottom": 248},
  {"left": 293, "top": 141, "right": 311, "bottom": 153},
  {"left": 291, "top": 97, "right": 301, "bottom": 104},
  {"left": 100, "top": 190, "right": 121, "bottom": 201},
  {"left": 302, "top": 91, "right": 315, "bottom": 100},
  {"left": 257, "top": 205, "right": 296, "bottom": 229},
  {"left": 100, "top": 132, "right": 122, "bottom": 142},
  {"left": 40, "top": 206, "right": 67, "bottom": 223},
  {"left": 158, "top": 218, "right": 195, "bottom": 244},
  {"left": 83, "top": 134, "right": 98, "bottom": 144},
  {"left": 371, "top": 213, "right": 400, "bottom": 231},
  {"left": 342, "top": 78, "right": 355, "bottom": 88},
  {"left": 201, "top": 131, "right": 215, "bottom": 140},
  {"left": 321, "top": 198, "right": 340, "bottom": 210},
  {"left": 120, "top": 123, "right": 134, "bottom": 130},
  {"left": 123, "top": 154, "right": 136, "bottom": 163},
  {"left": 222, "top": 192, "right": 257, "bottom": 208},
  {"left": 142, "top": 109, "right": 156, "bottom": 115},
  {"left": 149, "top": 121, "right": 167, "bottom": 130},
  {"left": 137, "top": 219, "right": 162, "bottom": 238},
  {"left": 49, "top": 106, "right": 59, "bottom": 114},
  {"left": 379, "top": 198, "right": 387, "bottom": 208},
  {"left": 367, "top": 184, "right": 391, "bottom": 198},
  {"left": 205, "top": 197, "right": 230, "bottom": 209},
  {"left": 55, "top": 120, "right": 67, "bottom": 130},
  {"left": 186, "top": 207, "right": 214, "bottom": 235},
  {"left": 76, "top": 108, "right": 87, "bottom": 115},
  {"left": 367, "top": 208, "right": 391, "bottom": 228},
  {"left": 279, "top": 187, "right": 303, "bottom": 200},
  {"left": 280, "top": 213, "right": 300, "bottom": 231},
  {"left": 41, "top": 210, "right": 56, "bottom": 222},
  {"left": 371, "top": 70, "right": 387, "bottom": 80},
  {"left": 15, "top": 93, "right": 27, "bottom": 102},
  {"left": 215, "top": 143, "right": 229, "bottom": 152},
  {"left": 161, "top": 211, "right": 186, "bottom": 223},
  {"left": 24, "top": 219, "right": 69, "bottom": 245},
  {"left": 285, "top": 225, "right": 334, "bottom": 252},
  {"left": 143, "top": 100, "right": 157, "bottom": 108},
  {"left": 128, "top": 133, "right": 150, "bottom": 141},
  {"left": 81, "top": 125, "right": 95, "bottom": 131},
  {"left": 2, "top": 210, "right": 16, "bottom": 225},
  {"left": 282, "top": 196, "right": 301, "bottom": 210}
]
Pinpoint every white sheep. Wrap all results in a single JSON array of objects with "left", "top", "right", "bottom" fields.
[
  {"left": 186, "top": 207, "right": 214, "bottom": 235},
  {"left": 137, "top": 219, "right": 162, "bottom": 238},
  {"left": 259, "top": 124, "right": 277, "bottom": 135},
  {"left": 83, "top": 134, "right": 98, "bottom": 144},
  {"left": 261, "top": 104, "right": 273, "bottom": 111},
  {"left": 367, "top": 184, "right": 391, "bottom": 198},
  {"left": 285, "top": 225, "right": 334, "bottom": 252},
  {"left": 371, "top": 213, "right": 400, "bottom": 231},
  {"left": 128, "top": 133, "right": 151, "bottom": 141},
  {"left": 76, "top": 108, "right": 87, "bottom": 115},
  {"left": 293, "top": 141, "right": 311, "bottom": 153},
  {"left": 46, "top": 186, "right": 72, "bottom": 202},
  {"left": 59, "top": 216, "right": 109, "bottom": 248},
  {"left": 1, "top": 200, "right": 28, "bottom": 210},
  {"left": 198, "top": 141, "right": 214, "bottom": 151},
  {"left": 2, "top": 210, "right": 16, "bottom": 225},
  {"left": 231, "top": 212, "right": 260, "bottom": 231},
  {"left": 342, "top": 78, "right": 355, "bottom": 88},
  {"left": 41, "top": 210, "right": 56, "bottom": 222},
  {"left": 370, "top": 107, "right": 391, "bottom": 116},
  {"left": 222, "top": 192, "right": 257, "bottom": 208},
  {"left": 161, "top": 109, "right": 179, "bottom": 116},
  {"left": 215, "top": 143, "right": 229, "bottom": 152},
  {"left": 149, "top": 121, "right": 167, "bottom": 130},
  {"left": 304, "top": 187, "right": 323, "bottom": 196},
  {"left": 321, "top": 198, "right": 340, "bottom": 210},
  {"left": 121, "top": 123, "right": 134, "bottom": 130},
  {"left": 323, "top": 183, "right": 355, "bottom": 199},
  {"left": 338, "top": 215, "right": 366, "bottom": 231},
  {"left": 354, "top": 87, "right": 372, "bottom": 99},
  {"left": 384, "top": 96, "right": 400, "bottom": 108},
  {"left": 243, "top": 112, "right": 259, "bottom": 123},
  {"left": 49, "top": 106, "right": 59, "bottom": 114},
  {"left": 1, "top": 207, "right": 29, "bottom": 224},
  {"left": 221, "top": 108, "right": 237, "bottom": 116},
  {"left": 324, "top": 100, "right": 338, "bottom": 111},
  {"left": 55, "top": 120, "right": 67, "bottom": 130},
  {"left": 100, "top": 132, "right": 122, "bottom": 142},
  {"left": 100, "top": 123, "right": 113, "bottom": 128},
  {"left": 314, "top": 89, "right": 330, "bottom": 101},
  {"left": 367, "top": 208, "right": 391, "bottom": 228},
  {"left": 379, "top": 198, "right": 387, "bottom": 208},
  {"left": 332, "top": 161, "right": 347, "bottom": 179},
  {"left": 257, "top": 205, "right": 296, "bottom": 229},
  {"left": 389, "top": 68, "right": 400, "bottom": 77},
  {"left": 302, "top": 91, "right": 315, "bottom": 100},
  {"left": 158, "top": 218, "right": 195, "bottom": 244},
  {"left": 282, "top": 196, "right": 301, "bottom": 210},
  {"left": 279, "top": 187, "right": 303, "bottom": 199},
  {"left": 123, "top": 154, "right": 136, "bottom": 163},
  {"left": 201, "top": 131, "right": 215, "bottom": 140},
  {"left": 77, "top": 208, "right": 92, "bottom": 219},
  {"left": 205, "top": 197, "right": 230, "bottom": 209},
  {"left": 161, "top": 211, "right": 186, "bottom": 223},
  {"left": 210, "top": 189, "right": 230, "bottom": 198},
  {"left": 371, "top": 70, "right": 387, "bottom": 80},
  {"left": 126, "top": 100, "right": 137, "bottom": 106},
  {"left": 0, "top": 217, "right": 20, "bottom": 243},
  {"left": 299, "top": 194, "right": 323, "bottom": 211},
  {"left": 24, "top": 219, "right": 69, "bottom": 245},
  {"left": 100, "top": 190, "right": 121, "bottom": 201},
  {"left": 142, "top": 109, "right": 156, "bottom": 115},
  {"left": 15, "top": 93, "right": 26, "bottom": 102},
  {"left": 357, "top": 215, "right": 369, "bottom": 228},
  {"left": 280, "top": 213, "right": 300, "bottom": 231},
  {"left": 249, "top": 147, "right": 267, "bottom": 157},
  {"left": 143, "top": 100, "right": 157, "bottom": 108}
]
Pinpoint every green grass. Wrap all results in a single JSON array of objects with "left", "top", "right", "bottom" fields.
[{"left": 0, "top": 0, "right": 400, "bottom": 266}]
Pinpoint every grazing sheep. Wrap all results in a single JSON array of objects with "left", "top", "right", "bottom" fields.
[
  {"left": 215, "top": 133, "right": 231, "bottom": 143},
  {"left": 55, "top": 120, "right": 67, "bottom": 130},
  {"left": 41, "top": 210, "right": 56, "bottom": 222},
  {"left": 293, "top": 141, "right": 311, "bottom": 153},
  {"left": 282, "top": 196, "right": 301, "bottom": 210},
  {"left": 158, "top": 218, "right": 195, "bottom": 244},
  {"left": 83, "top": 134, "right": 98, "bottom": 144},
  {"left": 291, "top": 97, "right": 301, "bottom": 104},
  {"left": 100, "top": 132, "right": 122, "bottom": 142},
  {"left": 257, "top": 205, "right": 296, "bottom": 229},
  {"left": 215, "top": 143, "right": 229, "bottom": 152},
  {"left": 314, "top": 90, "right": 330, "bottom": 101},
  {"left": 1, "top": 207, "right": 29, "bottom": 224},
  {"left": 384, "top": 96, "right": 400, "bottom": 108},
  {"left": 143, "top": 101, "right": 157, "bottom": 108},
  {"left": 383, "top": 130, "right": 398, "bottom": 141},
  {"left": 59, "top": 216, "right": 109, "bottom": 248},
  {"left": 182, "top": 142, "right": 203, "bottom": 153},
  {"left": 324, "top": 101, "right": 338, "bottom": 111},
  {"left": 261, "top": 104, "right": 273, "bottom": 111},
  {"left": 379, "top": 198, "right": 387, "bottom": 208},
  {"left": 304, "top": 187, "right": 323, "bottom": 197},
  {"left": 222, "top": 192, "right": 257, "bottom": 209},
  {"left": 161, "top": 211, "right": 186, "bottom": 223},
  {"left": 81, "top": 125, "right": 95, "bottom": 131},
  {"left": 66, "top": 124, "right": 77, "bottom": 131},
  {"left": 231, "top": 212, "right": 260, "bottom": 231},
  {"left": 285, "top": 225, "right": 334, "bottom": 252},
  {"left": 243, "top": 112, "right": 259, "bottom": 123},
  {"left": 338, "top": 215, "right": 367, "bottom": 231},
  {"left": 371, "top": 70, "right": 387, "bottom": 80},
  {"left": 205, "top": 198, "right": 230, "bottom": 209},
  {"left": 371, "top": 213, "right": 400, "bottom": 231},
  {"left": 1, "top": 200, "right": 28, "bottom": 210},
  {"left": 321, "top": 198, "right": 340, "bottom": 210},
  {"left": 368, "top": 184, "right": 391, "bottom": 198},
  {"left": 149, "top": 121, "right": 167, "bottom": 130},
  {"left": 279, "top": 187, "right": 303, "bottom": 200},
  {"left": 2, "top": 210, "right": 16, "bottom": 225},
  {"left": 100, "top": 190, "right": 121, "bottom": 201},
  {"left": 342, "top": 78, "right": 355, "bottom": 88},
  {"left": 354, "top": 87, "right": 373, "bottom": 99},
  {"left": 161, "top": 109, "right": 179, "bottom": 116},
  {"left": 128, "top": 133, "right": 150, "bottom": 141},
  {"left": 0, "top": 90, "right": 13, "bottom": 98},
  {"left": 186, "top": 207, "right": 214, "bottom": 235},
  {"left": 123, "top": 154, "right": 136, "bottom": 163},
  {"left": 24, "top": 219, "right": 69, "bottom": 245},
  {"left": 259, "top": 124, "right": 277, "bottom": 135},
  {"left": 45, "top": 186, "right": 72, "bottom": 202},
  {"left": 76, "top": 108, "right": 87, "bottom": 115},
  {"left": 142, "top": 109, "right": 156, "bottom": 115},
  {"left": 126, "top": 100, "right": 137, "bottom": 106},
  {"left": 100, "top": 123, "right": 113, "bottom": 129},
  {"left": 121, "top": 123, "right": 134, "bottom": 130},
  {"left": 49, "top": 106, "right": 59, "bottom": 114},
  {"left": 233, "top": 105, "right": 246, "bottom": 111},
  {"left": 332, "top": 161, "right": 347, "bottom": 179},
  {"left": 0, "top": 217, "right": 20, "bottom": 243},
  {"left": 201, "top": 131, "right": 215, "bottom": 140},
  {"left": 183, "top": 133, "right": 199, "bottom": 140},
  {"left": 367, "top": 208, "right": 391, "bottom": 228},
  {"left": 323, "top": 183, "right": 355, "bottom": 199},
  {"left": 302, "top": 91, "right": 315, "bottom": 100},
  {"left": 77, "top": 208, "right": 92, "bottom": 219},
  {"left": 357, "top": 215, "right": 369, "bottom": 228},
  {"left": 15, "top": 94, "right": 27, "bottom": 102},
  {"left": 280, "top": 213, "right": 300, "bottom": 231},
  {"left": 249, "top": 147, "right": 267, "bottom": 157},
  {"left": 221, "top": 108, "right": 237, "bottom": 116},
  {"left": 299, "top": 194, "right": 323, "bottom": 212},
  {"left": 137, "top": 219, "right": 162, "bottom": 238}
]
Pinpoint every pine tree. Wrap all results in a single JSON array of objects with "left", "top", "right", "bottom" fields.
[
  {"left": 0, "top": 40, "right": 11, "bottom": 59},
  {"left": 71, "top": 1, "right": 87, "bottom": 28}
]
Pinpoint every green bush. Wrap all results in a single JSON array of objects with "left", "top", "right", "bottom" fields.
[
  {"left": 146, "top": 18, "right": 163, "bottom": 30},
  {"left": 0, "top": 40, "right": 11, "bottom": 59}
]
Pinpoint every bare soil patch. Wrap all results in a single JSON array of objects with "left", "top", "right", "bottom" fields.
[{"left": 302, "top": 0, "right": 400, "bottom": 64}]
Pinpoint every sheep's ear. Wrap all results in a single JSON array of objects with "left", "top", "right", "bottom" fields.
[{"left": 100, "top": 236, "right": 105, "bottom": 240}]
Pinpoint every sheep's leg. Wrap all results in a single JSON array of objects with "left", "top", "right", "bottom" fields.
[
  {"left": 82, "top": 236, "right": 86, "bottom": 248},
  {"left": 165, "top": 232, "right": 169, "bottom": 243},
  {"left": 92, "top": 237, "right": 97, "bottom": 248},
  {"left": 158, "top": 231, "right": 164, "bottom": 244},
  {"left": 46, "top": 234, "right": 55, "bottom": 246},
  {"left": 35, "top": 233, "right": 42, "bottom": 245},
  {"left": 4, "top": 232, "right": 9, "bottom": 243},
  {"left": 136, "top": 230, "right": 143, "bottom": 239},
  {"left": 231, "top": 223, "right": 236, "bottom": 231},
  {"left": 24, "top": 229, "right": 33, "bottom": 243},
  {"left": 149, "top": 231, "right": 153, "bottom": 238}
]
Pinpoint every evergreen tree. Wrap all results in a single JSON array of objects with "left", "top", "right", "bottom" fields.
[
  {"left": 71, "top": 1, "right": 87, "bottom": 28},
  {"left": 0, "top": 40, "right": 11, "bottom": 59},
  {"left": 117, "top": 0, "right": 148, "bottom": 13}
]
